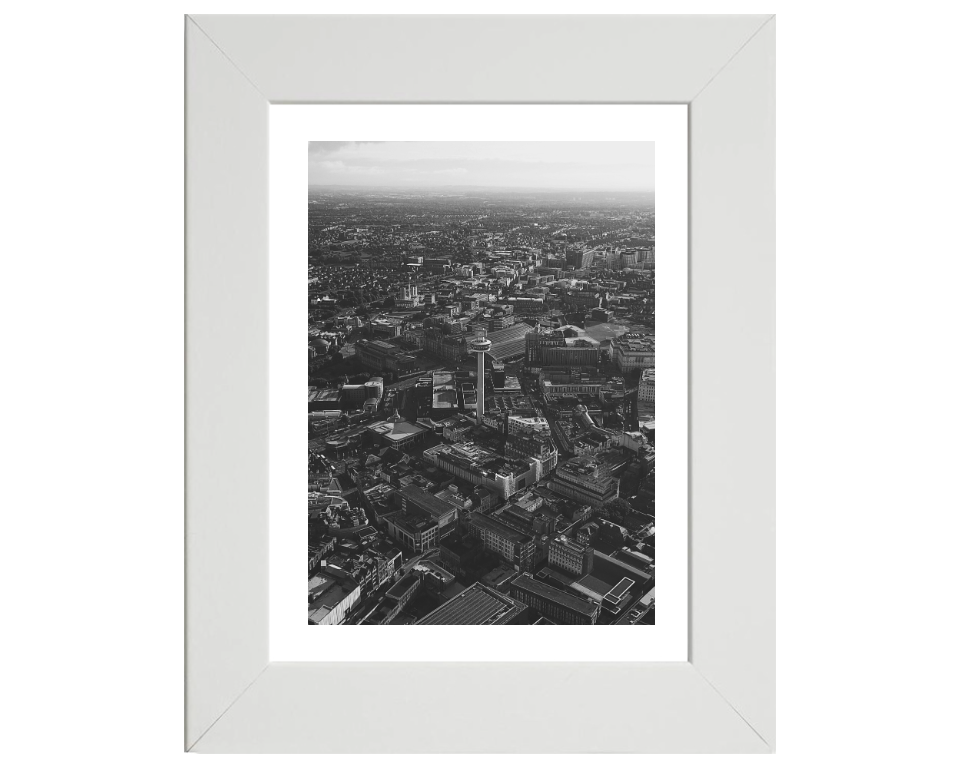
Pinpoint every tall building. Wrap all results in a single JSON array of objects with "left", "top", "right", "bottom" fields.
[
  {"left": 364, "top": 376, "right": 384, "bottom": 402},
  {"left": 395, "top": 283, "right": 422, "bottom": 308},
  {"left": 470, "top": 328, "right": 492, "bottom": 425},
  {"left": 567, "top": 249, "right": 595, "bottom": 270}
]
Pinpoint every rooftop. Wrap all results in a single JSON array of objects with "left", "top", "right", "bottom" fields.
[
  {"left": 416, "top": 583, "right": 526, "bottom": 625},
  {"left": 385, "top": 572, "right": 421, "bottom": 601},
  {"left": 510, "top": 573, "right": 599, "bottom": 618},
  {"left": 470, "top": 512, "right": 533, "bottom": 544},
  {"left": 611, "top": 333, "right": 655, "bottom": 352},
  {"left": 432, "top": 370, "right": 454, "bottom": 387},
  {"left": 307, "top": 573, "right": 359, "bottom": 623},
  {"left": 571, "top": 574, "right": 615, "bottom": 601},
  {"left": 388, "top": 508, "right": 438, "bottom": 536},
  {"left": 481, "top": 565, "right": 519, "bottom": 590},
  {"left": 551, "top": 535, "right": 588, "bottom": 555},
  {"left": 428, "top": 442, "right": 533, "bottom": 479},
  {"left": 398, "top": 485, "right": 457, "bottom": 520},
  {"left": 591, "top": 550, "right": 654, "bottom": 586},
  {"left": 367, "top": 417, "right": 427, "bottom": 443}
]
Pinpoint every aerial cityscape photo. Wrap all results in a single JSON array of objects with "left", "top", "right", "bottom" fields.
[{"left": 308, "top": 142, "right": 656, "bottom": 626}]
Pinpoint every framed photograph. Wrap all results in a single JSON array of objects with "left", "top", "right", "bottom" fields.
[{"left": 186, "top": 14, "right": 774, "bottom": 753}]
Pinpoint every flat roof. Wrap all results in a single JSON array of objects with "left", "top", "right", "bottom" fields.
[
  {"left": 535, "top": 566, "right": 576, "bottom": 589},
  {"left": 432, "top": 389, "right": 458, "bottom": 409},
  {"left": 414, "top": 561, "right": 456, "bottom": 582},
  {"left": 385, "top": 572, "right": 421, "bottom": 600},
  {"left": 572, "top": 574, "right": 614, "bottom": 601},
  {"left": 608, "top": 577, "right": 635, "bottom": 600},
  {"left": 432, "top": 370, "right": 454, "bottom": 386},
  {"left": 416, "top": 583, "right": 525, "bottom": 625},
  {"left": 308, "top": 574, "right": 358, "bottom": 622},
  {"left": 388, "top": 509, "right": 438, "bottom": 535},
  {"left": 470, "top": 513, "right": 532, "bottom": 544},
  {"left": 481, "top": 565, "right": 518, "bottom": 588},
  {"left": 398, "top": 485, "right": 456, "bottom": 519},
  {"left": 510, "top": 573, "right": 599, "bottom": 617},
  {"left": 592, "top": 550, "right": 653, "bottom": 585}
]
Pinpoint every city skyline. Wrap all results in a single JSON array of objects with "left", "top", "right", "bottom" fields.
[
  {"left": 308, "top": 146, "right": 655, "bottom": 626},
  {"left": 308, "top": 141, "right": 655, "bottom": 191}
]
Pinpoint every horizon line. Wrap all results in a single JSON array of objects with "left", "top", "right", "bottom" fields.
[{"left": 307, "top": 183, "right": 655, "bottom": 193}]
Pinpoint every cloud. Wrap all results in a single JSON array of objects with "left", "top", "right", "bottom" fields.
[
  {"left": 309, "top": 141, "right": 384, "bottom": 156},
  {"left": 307, "top": 141, "right": 654, "bottom": 190}
]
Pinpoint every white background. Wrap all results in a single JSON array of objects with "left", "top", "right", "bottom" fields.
[
  {"left": 2, "top": 1, "right": 958, "bottom": 766},
  {"left": 270, "top": 105, "right": 687, "bottom": 662}
]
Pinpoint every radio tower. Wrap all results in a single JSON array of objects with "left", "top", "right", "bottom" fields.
[{"left": 470, "top": 329, "right": 492, "bottom": 426}]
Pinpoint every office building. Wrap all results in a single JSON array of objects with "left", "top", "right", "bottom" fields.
[
  {"left": 538, "top": 367, "right": 607, "bottom": 395},
  {"left": 610, "top": 333, "right": 655, "bottom": 372},
  {"left": 397, "top": 484, "right": 458, "bottom": 530},
  {"left": 383, "top": 508, "right": 440, "bottom": 553},
  {"left": 638, "top": 368, "right": 655, "bottom": 402},
  {"left": 525, "top": 324, "right": 601, "bottom": 368},
  {"left": 506, "top": 431, "right": 558, "bottom": 477},
  {"left": 355, "top": 339, "right": 420, "bottom": 375},
  {"left": 547, "top": 456, "right": 620, "bottom": 506},
  {"left": 423, "top": 442, "right": 538, "bottom": 500},
  {"left": 567, "top": 249, "right": 595, "bottom": 270},
  {"left": 467, "top": 512, "right": 536, "bottom": 572},
  {"left": 364, "top": 376, "right": 384, "bottom": 401},
  {"left": 508, "top": 573, "right": 599, "bottom": 625},
  {"left": 548, "top": 535, "right": 594, "bottom": 576}
]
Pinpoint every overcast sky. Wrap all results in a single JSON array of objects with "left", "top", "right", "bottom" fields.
[{"left": 308, "top": 141, "right": 654, "bottom": 191}]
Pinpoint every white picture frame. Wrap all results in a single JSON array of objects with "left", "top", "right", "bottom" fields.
[{"left": 185, "top": 13, "right": 775, "bottom": 753}]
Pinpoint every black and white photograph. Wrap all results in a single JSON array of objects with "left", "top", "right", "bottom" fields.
[{"left": 307, "top": 141, "right": 657, "bottom": 625}]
